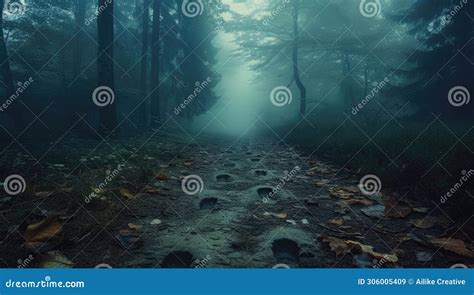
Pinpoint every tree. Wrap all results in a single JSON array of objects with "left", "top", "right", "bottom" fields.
[
  {"left": 139, "top": 0, "right": 151, "bottom": 126},
  {"left": 150, "top": 0, "right": 161, "bottom": 125},
  {"left": 0, "top": 0, "right": 21, "bottom": 130},
  {"left": 292, "top": 0, "right": 307, "bottom": 117},
  {"left": 72, "top": 0, "right": 86, "bottom": 78},
  {"left": 97, "top": 0, "right": 118, "bottom": 133},
  {"left": 389, "top": 0, "right": 474, "bottom": 118}
]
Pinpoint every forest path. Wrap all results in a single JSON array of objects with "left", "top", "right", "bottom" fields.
[
  {"left": 1, "top": 135, "right": 468, "bottom": 268},
  {"left": 111, "top": 138, "right": 466, "bottom": 268}
]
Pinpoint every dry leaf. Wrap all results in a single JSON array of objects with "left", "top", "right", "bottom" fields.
[
  {"left": 346, "top": 240, "right": 398, "bottom": 263},
  {"left": 38, "top": 251, "right": 74, "bottom": 268},
  {"left": 330, "top": 188, "right": 353, "bottom": 199},
  {"left": 320, "top": 235, "right": 398, "bottom": 262},
  {"left": 338, "top": 198, "right": 374, "bottom": 207},
  {"left": 320, "top": 236, "right": 351, "bottom": 256},
  {"left": 128, "top": 223, "right": 143, "bottom": 230},
  {"left": 119, "top": 188, "right": 135, "bottom": 199},
  {"left": 144, "top": 187, "right": 160, "bottom": 194},
  {"left": 384, "top": 196, "right": 412, "bottom": 218},
  {"left": 411, "top": 216, "right": 451, "bottom": 229},
  {"left": 24, "top": 216, "right": 63, "bottom": 245},
  {"left": 430, "top": 238, "right": 474, "bottom": 258},
  {"left": 329, "top": 217, "right": 344, "bottom": 226},
  {"left": 155, "top": 171, "right": 169, "bottom": 181},
  {"left": 35, "top": 191, "right": 54, "bottom": 197},
  {"left": 263, "top": 212, "right": 288, "bottom": 219}
]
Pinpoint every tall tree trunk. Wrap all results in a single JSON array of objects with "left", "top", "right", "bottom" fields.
[
  {"left": 139, "top": 0, "right": 150, "bottom": 127},
  {"left": 150, "top": 0, "right": 161, "bottom": 126},
  {"left": 97, "top": 0, "right": 117, "bottom": 133},
  {"left": 343, "top": 52, "right": 354, "bottom": 107},
  {"left": 72, "top": 0, "right": 86, "bottom": 79},
  {"left": 292, "top": 0, "right": 306, "bottom": 117},
  {"left": 0, "top": 0, "right": 21, "bottom": 130}
]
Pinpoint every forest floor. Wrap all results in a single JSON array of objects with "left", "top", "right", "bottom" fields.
[{"left": 0, "top": 130, "right": 473, "bottom": 268}]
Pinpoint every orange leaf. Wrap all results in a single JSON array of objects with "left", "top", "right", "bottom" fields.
[{"left": 24, "top": 216, "right": 63, "bottom": 244}]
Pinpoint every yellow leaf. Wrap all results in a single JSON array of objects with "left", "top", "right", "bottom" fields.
[
  {"left": 431, "top": 238, "right": 474, "bottom": 258},
  {"left": 128, "top": 223, "right": 143, "bottom": 230},
  {"left": 24, "top": 216, "right": 63, "bottom": 245},
  {"left": 119, "top": 188, "right": 135, "bottom": 199}
]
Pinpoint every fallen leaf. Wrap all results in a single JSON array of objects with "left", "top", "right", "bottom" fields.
[
  {"left": 38, "top": 251, "right": 73, "bottom": 268},
  {"left": 35, "top": 191, "right": 54, "bottom": 197},
  {"left": 144, "top": 187, "right": 160, "bottom": 194},
  {"left": 329, "top": 188, "right": 353, "bottom": 199},
  {"left": 155, "top": 171, "right": 169, "bottom": 181},
  {"left": 329, "top": 217, "right": 344, "bottom": 226},
  {"left": 411, "top": 216, "right": 451, "bottom": 229},
  {"left": 24, "top": 216, "right": 63, "bottom": 246},
  {"left": 384, "top": 196, "right": 412, "bottom": 218},
  {"left": 430, "top": 238, "right": 474, "bottom": 258},
  {"left": 285, "top": 220, "right": 297, "bottom": 225},
  {"left": 338, "top": 198, "right": 374, "bottom": 207},
  {"left": 263, "top": 212, "right": 288, "bottom": 219},
  {"left": 320, "top": 236, "right": 351, "bottom": 256},
  {"left": 320, "top": 236, "right": 398, "bottom": 262},
  {"left": 361, "top": 205, "right": 385, "bottom": 218},
  {"left": 119, "top": 188, "right": 135, "bottom": 199},
  {"left": 128, "top": 223, "right": 143, "bottom": 230},
  {"left": 413, "top": 207, "right": 429, "bottom": 213},
  {"left": 346, "top": 240, "right": 398, "bottom": 263}
]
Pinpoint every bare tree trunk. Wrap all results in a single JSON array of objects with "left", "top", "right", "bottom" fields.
[
  {"left": 139, "top": 0, "right": 150, "bottom": 126},
  {"left": 150, "top": 0, "right": 161, "bottom": 126},
  {"left": 97, "top": 0, "right": 117, "bottom": 134},
  {"left": 0, "top": 0, "right": 21, "bottom": 130},
  {"left": 72, "top": 0, "right": 86, "bottom": 79},
  {"left": 292, "top": 0, "right": 306, "bottom": 117}
]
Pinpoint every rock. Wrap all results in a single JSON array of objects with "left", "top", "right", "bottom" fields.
[
  {"left": 361, "top": 205, "right": 385, "bottom": 218},
  {"left": 416, "top": 251, "right": 433, "bottom": 262},
  {"left": 150, "top": 219, "right": 162, "bottom": 225}
]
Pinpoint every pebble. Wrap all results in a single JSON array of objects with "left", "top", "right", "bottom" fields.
[{"left": 150, "top": 219, "right": 162, "bottom": 225}]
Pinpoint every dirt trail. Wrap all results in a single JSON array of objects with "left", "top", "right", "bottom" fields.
[{"left": 0, "top": 135, "right": 471, "bottom": 268}]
